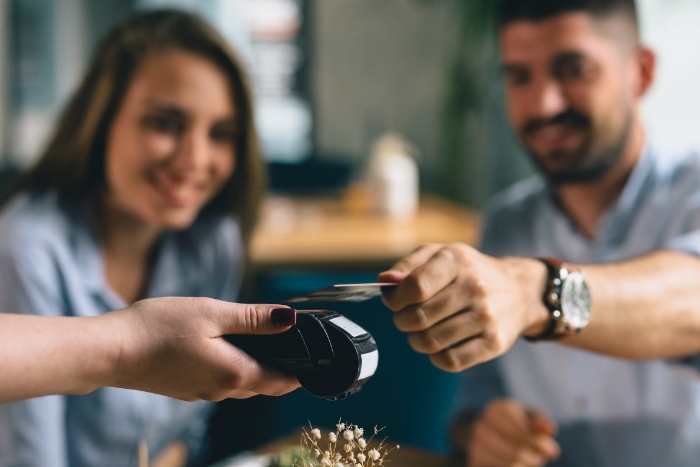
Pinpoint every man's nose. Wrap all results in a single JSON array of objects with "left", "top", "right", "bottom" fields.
[{"left": 529, "top": 79, "right": 568, "bottom": 120}]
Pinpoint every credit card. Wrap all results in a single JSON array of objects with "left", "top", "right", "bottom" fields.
[{"left": 283, "top": 283, "right": 397, "bottom": 303}]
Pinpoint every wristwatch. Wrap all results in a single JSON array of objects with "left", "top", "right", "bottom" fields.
[{"left": 526, "top": 258, "right": 592, "bottom": 341}]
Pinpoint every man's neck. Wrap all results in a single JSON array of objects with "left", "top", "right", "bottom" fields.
[{"left": 554, "top": 125, "right": 646, "bottom": 239}]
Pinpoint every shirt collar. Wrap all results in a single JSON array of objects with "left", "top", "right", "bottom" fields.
[
  {"left": 541, "top": 140, "right": 656, "bottom": 247},
  {"left": 65, "top": 200, "right": 196, "bottom": 308}
]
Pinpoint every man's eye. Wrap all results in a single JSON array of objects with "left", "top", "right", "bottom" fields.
[
  {"left": 142, "top": 116, "right": 184, "bottom": 134},
  {"left": 504, "top": 69, "right": 530, "bottom": 87},
  {"left": 555, "top": 61, "right": 594, "bottom": 82}
]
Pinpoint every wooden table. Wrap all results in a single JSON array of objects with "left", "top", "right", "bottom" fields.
[{"left": 250, "top": 195, "right": 481, "bottom": 270}]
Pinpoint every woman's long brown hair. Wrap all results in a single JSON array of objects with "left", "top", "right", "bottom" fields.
[{"left": 1, "top": 9, "right": 265, "bottom": 243}]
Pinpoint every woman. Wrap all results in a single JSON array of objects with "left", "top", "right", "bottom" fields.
[{"left": 0, "top": 9, "right": 272, "bottom": 467}]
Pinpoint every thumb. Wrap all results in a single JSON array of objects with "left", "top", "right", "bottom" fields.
[{"left": 215, "top": 302, "right": 297, "bottom": 336}]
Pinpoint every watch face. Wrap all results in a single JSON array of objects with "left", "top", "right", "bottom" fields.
[{"left": 561, "top": 271, "right": 592, "bottom": 329}]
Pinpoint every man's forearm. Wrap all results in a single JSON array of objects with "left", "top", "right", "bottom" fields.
[
  {"left": 0, "top": 314, "right": 117, "bottom": 403},
  {"left": 572, "top": 250, "right": 700, "bottom": 358},
  {"left": 516, "top": 250, "right": 700, "bottom": 359}
]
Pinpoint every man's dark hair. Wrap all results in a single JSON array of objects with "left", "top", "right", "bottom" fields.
[{"left": 498, "top": 0, "right": 639, "bottom": 30}]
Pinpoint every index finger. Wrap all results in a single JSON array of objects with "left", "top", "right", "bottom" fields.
[{"left": 378, "top": 244, "right": 444, "bottom": 283}]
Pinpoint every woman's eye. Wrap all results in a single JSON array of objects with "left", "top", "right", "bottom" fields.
[
  {"left": 210, "top": 127, "right": 241, "bottom": 144},
  {"left": 142, "top": 116, "right": 184, "bottom": 134}
]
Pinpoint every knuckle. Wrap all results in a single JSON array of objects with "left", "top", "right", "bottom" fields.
[
  {"left": 405, "top": 274, "right": 432, "bottom": 302},
  {"left": 411, "top": 305, "right": 432, "bottom": 330},
  {"left": 420, "top": 331, "right": 442, "bottom": 353},
  {"left": 483, "top": 329, "right": 508, "bottom": 354},
  {"left": 469, "top": 275, "right": 489, "bottom": 300},
  {"left": 440, "top": 350, "right": 466, "bottom": 372},
  {"left": 475, "top": 304, "right": 494, "bottom": 328},
  {"left": 418, "top": 243, "right": 441, "bottom": 254}
]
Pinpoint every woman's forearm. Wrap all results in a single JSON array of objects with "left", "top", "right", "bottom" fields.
[{"left": 0, "top": 313, "right": 117, "bottom": 403}]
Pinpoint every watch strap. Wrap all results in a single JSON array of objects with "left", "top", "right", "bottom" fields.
[{"left": 525, "top": 257, "right": 578, "bottom": 341}]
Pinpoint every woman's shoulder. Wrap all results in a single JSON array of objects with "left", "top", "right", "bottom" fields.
[{"left": 0, "top": 192, "right": 75, "bottom": 254}]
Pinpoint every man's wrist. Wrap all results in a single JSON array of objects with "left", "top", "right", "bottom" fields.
[{"left": 502, "top": 257, "right": 551, "bottom": 338}]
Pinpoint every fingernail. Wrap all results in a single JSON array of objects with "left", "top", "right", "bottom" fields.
[{"left": 271, "top": 308, "right": 297, "bottom": 326}]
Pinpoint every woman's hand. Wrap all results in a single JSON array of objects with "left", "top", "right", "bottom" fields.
[{"left": 100, "top": 297, "right": 300, "bottom": 401}]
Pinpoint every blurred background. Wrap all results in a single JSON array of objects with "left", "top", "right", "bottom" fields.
[
  {"left": 0, "top": 0, "right": 698, "bottom": 462},
  {"left": 1, "top": 0, "right": 699, "bottom": 204}
]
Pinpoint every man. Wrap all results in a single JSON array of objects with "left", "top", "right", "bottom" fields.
[
  {"left": 0, "top": 299, "right": 299, "bottom": 403},
  {"left": 379, "top": 0, "right": 700, "bottom": 465}
]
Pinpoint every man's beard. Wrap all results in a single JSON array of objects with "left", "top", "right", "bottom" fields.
[{"left": 520, "top": 108, "right": 634, "bottom": 185}]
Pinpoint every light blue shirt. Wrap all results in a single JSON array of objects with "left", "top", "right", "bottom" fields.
[
  {"left": 0, "top": 192, "right": 244, "bottom": 467},
  {"left": 457, "top": 145, "right": 700, "bottom": 467}
]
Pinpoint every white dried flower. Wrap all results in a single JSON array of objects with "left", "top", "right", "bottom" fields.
[
  {"left": 343, "top": 430, "right": 354, "bottom": 441},
  {"left": 344, "top": 443, "right": 353, "bottom": 453},
  {"left": 329, "top": 432, "right": 337, "bottom": 443},
  {"left": 314, "top": 449, "right": 321, "bottom": 458},
  {"left": 325, "top": 450, "right": 331, "bottom": 458},
  {"left": 321, "top": 458, "right": 331, "bottom": 467},
  {"left": 354, "top": 427, "right": 364, "bottom": 438},
  {"left": 337, "top": 422, "right": 346, "bottom": 431},
  {"left": 311, "top": 428, "right": 321, "bottom": 440},
  {"left": 333, "top": 452, "right": 342, "bottom": 462},
  {"left": 334, "top": 463, "right": 344, "bottom": 467},
  {"left": 357, "top": 438, "right": 367, "bottom": 449},
  {"left": 357, "top": 453, "right": 366, "bottom": 463},
  {"left": 368, "top": 449, "right": 380, "bottom": 461}
]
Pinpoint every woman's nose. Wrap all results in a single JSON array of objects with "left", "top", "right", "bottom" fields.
[{"left": 173, "top": 130, "right": 210, "bottom": 171}]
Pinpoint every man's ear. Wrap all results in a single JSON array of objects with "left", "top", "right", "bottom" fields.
[{"left": 634, "top": 46, "right": 657, "bottom": 98}]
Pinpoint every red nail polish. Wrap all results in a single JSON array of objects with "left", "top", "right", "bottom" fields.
[{"left": 271, "top": 308, "right": 297, "bottom": 326}]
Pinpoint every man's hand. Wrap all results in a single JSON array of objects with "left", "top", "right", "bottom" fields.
[
  {"left": 463, "top": 399, "right": 560, "bottom": 467},
  {"left": 379, "top": 243, "right": 550, "bottom": 372},
  {"left": 100, "top": 297, "right": 300, "bottom": 401}
]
